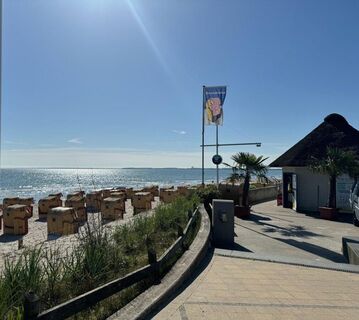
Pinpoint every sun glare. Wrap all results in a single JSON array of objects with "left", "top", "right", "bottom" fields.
[{"left": 125, "top": 0, "right": 172, "bottom": 79}]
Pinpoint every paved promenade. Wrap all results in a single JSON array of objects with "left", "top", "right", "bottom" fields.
[
  {"left": 155, "top": 255, "right": 359, "bottom": 320},
  {"left": 234, "top": 201, "right": 359, "bottom": 263},
  {"left": 155, "top": 201, "right": 359, "bottom": 319}
]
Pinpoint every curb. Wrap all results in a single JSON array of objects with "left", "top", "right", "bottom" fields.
[
  {"left": 107, "top": 205, "right": 211, "bottom": 320},
  {"left": 215, "top": 248, "right": 359, "bottom": 274}
]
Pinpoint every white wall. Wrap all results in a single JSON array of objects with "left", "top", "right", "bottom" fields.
[
  {"left": 282, "top": 167, "right": 353, "bottom": 212},
  {"left": 283, "top": 167, "right": 328, "bottom": 212}
]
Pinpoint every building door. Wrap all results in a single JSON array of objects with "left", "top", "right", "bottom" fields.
[
  {"left": 292, "top": 174, "right": 297, "bottom": 210},
  {"left": 283, "top": 172, "right": 297, "bottom": 210}
]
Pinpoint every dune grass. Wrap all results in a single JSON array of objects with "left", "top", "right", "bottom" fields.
[{"left": 0, "top": 194, "right": 200, "bottom": 320}]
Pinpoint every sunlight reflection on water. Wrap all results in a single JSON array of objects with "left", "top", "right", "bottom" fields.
[{"left": 0, "top": 168, "right": 282, "bottom": 201}]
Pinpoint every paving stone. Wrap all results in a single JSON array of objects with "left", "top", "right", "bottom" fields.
[
  {"left": 154, "top": 255, "right": 359, "bottom": 320},
  {"left": 233, "top": 200, "right": 359, "bottom": 263}
]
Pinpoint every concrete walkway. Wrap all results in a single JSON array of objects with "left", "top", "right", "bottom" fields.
[
  {"left": 234, "top": 201, "right": 359, "bottom": 263},
  {"left": 154, "top": 201, "right": 359, "bottom": 319},
  {"left": 155, "top": 255, "right": 359, "bottom": 320}
]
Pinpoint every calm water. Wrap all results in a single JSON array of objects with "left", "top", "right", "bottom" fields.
[{"left": 0, "top": 168, "right": 282, "bottom": 201}]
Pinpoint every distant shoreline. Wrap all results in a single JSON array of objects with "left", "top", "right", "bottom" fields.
[{"left": 0, "top": 167, "right": 283, "bottom": 170}]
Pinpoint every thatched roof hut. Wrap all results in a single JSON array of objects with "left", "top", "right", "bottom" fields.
[
  {"left": 270, "top": 113, "right": 359, "bottom": 167},
  {"left": 270, "top": 114, "right": 359, "bottom": 212}
]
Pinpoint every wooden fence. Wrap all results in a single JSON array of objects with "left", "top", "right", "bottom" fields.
[{"left": 24, "top": 208, "right": 200, "bottom": 320}]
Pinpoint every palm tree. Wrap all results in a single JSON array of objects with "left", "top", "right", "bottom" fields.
[
  {"left": 348, "top": 161, "right": 359, "bottom": 191},
  {"left": 310, "top": 147, "right": 358, "bottom": 209},
  {"left": 226, "top": 167, "right": 241, "bottom": 185},
  {"left": 224, "top": 153, "right": 268, "bottom": 207}
]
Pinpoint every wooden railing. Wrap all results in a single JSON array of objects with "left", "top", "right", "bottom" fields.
[{"left": 24, "top": 208, "right": 200, "bottom": 320}]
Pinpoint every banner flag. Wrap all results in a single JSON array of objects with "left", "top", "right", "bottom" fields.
[{"left": 204, "top": 86, "right": 226, "bottom": 126}]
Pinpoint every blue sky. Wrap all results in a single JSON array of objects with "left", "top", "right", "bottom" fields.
[{"left": 1, "top": 0, "right": 359, "bottom": 168}]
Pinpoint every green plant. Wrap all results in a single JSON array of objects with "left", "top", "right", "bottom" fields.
[
  {"left": 310, "top": 147, "right": 358, "bottom": 209},
  {"left": 75, "top": 221, "right": 113, "bottom": 291},
  {"left": 348, "top": 160, "right": 359, "bottom": 192},
  {"left": 224, "top": 153, "right": 268, "bottom": 207},
  {"left": 0, "top": 193, "right": 200, "bottom": 319},
  {"left": 42, "top": 247, "right": 64, "bottom": 307},
  {"left": 0, "top": 248, "right": 43, "bottom": 319},
  {"left": 195, "top": 185, "right": 220, "bottom": 208}
]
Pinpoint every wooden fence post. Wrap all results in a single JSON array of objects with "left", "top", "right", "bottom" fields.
[
  {"left": 187, "top": 209, "right": 193, "bottom": 220},
  {"left": 177, "top": 224, "right": 184, "bottom": 237},
  {"left": 147, "top": 247, "right": 160, "bottom": 284},
  {"left": 24, "top": 291, "right": 40, "bottom": 319},
  {"left": 147, "top": 247, "right": 157, "bottom": 265}
]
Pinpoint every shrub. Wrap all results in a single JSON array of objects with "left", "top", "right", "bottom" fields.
[
  {"left": 195, "top": 185, "right": 220, "bottom": 213},
  {"left": 0, "top": 193, "right": 200, "bottom": 319},
  {"left": 0, "top": 248, "right": 42, "bottom": 319}
]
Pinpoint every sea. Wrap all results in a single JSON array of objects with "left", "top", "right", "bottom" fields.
[{"left": 0, "top": 168, "right": 282, "bottom": 201}]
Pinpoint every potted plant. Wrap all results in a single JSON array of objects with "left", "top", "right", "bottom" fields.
[
  {"left": 224, "top": 152, "right": 268, "bottom": 218},
  {"left": 310, "top": 147, "right": 358, "bottom": 220}
]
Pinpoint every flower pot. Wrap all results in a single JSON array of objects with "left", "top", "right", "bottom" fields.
[
  {"left": 276, "top": 194, "right": 283, "bottom": 206},
  {"left": 319, "top": 207, "right": 338, "bottom": 220},
  {"left": 235, "top": 205, "right": 250, "bottom": 219}
]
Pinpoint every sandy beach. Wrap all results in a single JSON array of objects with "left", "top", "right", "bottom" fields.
[{"left": 0, "top": 198, "right": 160, "bottom": 272}]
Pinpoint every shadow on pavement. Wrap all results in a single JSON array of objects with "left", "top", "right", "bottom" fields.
[
  {"left": 246, "top": 214, "right": 326, "bottom": 239},
  {"left": 216, "top": 242, "right": 253, "bottom": 253},
  {"left": 236, "top": 223, "right": 346, "bottom": 263},
  {"left": 252, "top": 211, "right": 295, "bottom": 222},
  {"left": 247, "top": 213, "right": 271, "bottom": 222},
  {"left": 149, "top": 248, "right": 215, "bottom": 318},
  {"left": 261, "top": 223, "right": 326, "bottom": 238},
  {"left": 253, "top": 206, "right": 354, "bottom": 226},
  {"left": 275, "top": 238, "right": 347, "bottom": 263},
  {"left": 300, "top": 211, "right": 354, "bottom": 225}
]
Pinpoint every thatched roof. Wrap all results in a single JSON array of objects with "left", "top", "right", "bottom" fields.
[{"left": 270, "top": 113, "right": 359, "bottom": 167}]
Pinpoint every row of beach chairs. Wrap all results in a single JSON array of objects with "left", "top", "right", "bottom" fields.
[{"left": 0, "top": 185, "right": 196, "bottom": 237}]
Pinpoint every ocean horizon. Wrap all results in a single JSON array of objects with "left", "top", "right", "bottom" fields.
[
  {"left": 1, "top": 166, "right": 282, "bottom": 170},
  {"left": 0, "top": 167, "right": 282, "bottom": 201}
]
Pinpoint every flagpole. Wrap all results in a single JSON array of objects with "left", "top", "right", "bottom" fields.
[
  {"left": 216, "top": 124, "right": 219, "bottom": 185},
  {"left": 0, "top": 0, "right": 3, "bottom": 170},
  {"left": 201, "top": 86, "right": 205, "bottom": 186}
]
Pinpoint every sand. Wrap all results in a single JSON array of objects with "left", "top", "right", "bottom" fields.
[{"left": 0, "top": 198, "right": 160, "bottom": 272}]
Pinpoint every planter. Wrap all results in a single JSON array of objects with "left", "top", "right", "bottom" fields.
[
  {"left": 235, "top": 205, "right": 250, "bottom": 219},
  {"left": 319, "top": 207, "right": 338, "bottom": 220}
]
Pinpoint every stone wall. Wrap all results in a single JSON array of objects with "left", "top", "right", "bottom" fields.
[
  {"left": 218, "top": 184, "right": 242, "bottom": 205},
  {"left": 219, "top": 184, "right": 278, "bottom": 205},
  {"left": 248, "top": 186, "right": 278, "bottom": 205}
]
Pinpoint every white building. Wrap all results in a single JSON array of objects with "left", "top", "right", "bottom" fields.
[{"left": 270, "top": 114, "right": 359, "bottom": 213}]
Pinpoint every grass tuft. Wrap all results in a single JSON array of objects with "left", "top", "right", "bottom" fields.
[{"left": 0, "top": 193, "right": 200, "bottom": 319}]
